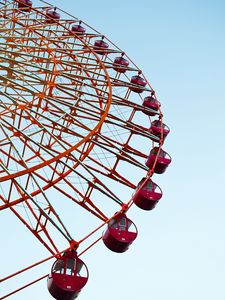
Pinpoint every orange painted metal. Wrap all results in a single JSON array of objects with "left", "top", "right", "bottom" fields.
[{"left": 0, "top": 0, "right": 169, "bottom": 298}]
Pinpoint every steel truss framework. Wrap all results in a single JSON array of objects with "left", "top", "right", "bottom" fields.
[{"left": 0, "top": 0, "right": 166, "bottom": 298}]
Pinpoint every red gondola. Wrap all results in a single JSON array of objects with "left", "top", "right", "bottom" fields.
[
  {"left": 142, "top": 96, "right": 160, "bottom": 116},
  {"left": 113, "top": 54, "right": 129, "bottom": 73},
  {"left": 145, "top": 147, "right": 171, "bottom": 174},
  {"left": 17, "top": 0, "right": 32, "bottom": 11},
  {"left": 93, "top": 37, "right": 109, "bottom": 55},
  {"left": 47, "top": 251, "right": 88, "bottom": 300},
  {"left": 133, "top": 178, "right": 162, "bottom": 210},
  {"left": 46, "top": 8, "right": 60, "bottom": 24},
  {"left": 130, "top": 72, "right": 147, "bottom": 93},
  {"left": 72, "top": 21, "right": 86, "bottom": 35},
  {"left": 103, "top": 214, "right": 137, "bottom": 253},
  {"left": 149, "top": 120, "right": 170, "bottom": 142}
]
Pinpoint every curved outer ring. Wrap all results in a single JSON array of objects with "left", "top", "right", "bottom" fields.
[{"left": 0, "top": 8, "right": 113, "bottom": 182}]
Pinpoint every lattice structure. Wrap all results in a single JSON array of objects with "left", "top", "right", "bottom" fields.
[{"left": 0, "top": 1, "right": 170, "bottom": 298}]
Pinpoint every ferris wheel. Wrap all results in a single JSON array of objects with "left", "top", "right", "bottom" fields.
[{"left": 0, "top": 0, "right": 172, "bottom": 299}]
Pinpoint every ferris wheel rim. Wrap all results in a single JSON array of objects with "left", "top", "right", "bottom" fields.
[{"left": 0, "top": 1, "right": 171, "bottom": 299}]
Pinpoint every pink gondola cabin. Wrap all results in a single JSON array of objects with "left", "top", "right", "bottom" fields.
[
  {"left": 133, "top": 178, "right": 163, "bottom": 210},
  {"left": 130, "top": 73, "right": 147, "bottom": 93},
  {"left": 145, "top": 147, "right": 172, "bottom": 174},
  {"left": 17, "top": 0, "right": 32, "bottom": 11},
  {"left": 149, "top": 120, "right": 170, "bottom": 142},
  {"left": 142, "top": 96, "right": 160, "bottom": 116},
  {"left": 103, "top": 214, "right": 137, "bottom": 253},
  {"left": 48, "top": 250, "right": 88, "bottom": 300},
  {"left": 46, "top": 8, "right": 60, "bottom": 24},
  {"left": 72, "top": 22, "right": 86, "bottom": 35},
  {"left": 113, "top": 55, "right": 129, "bottom": 73},
  {"left": 93, "top": 38, "right": 109, "bottom": 55}
]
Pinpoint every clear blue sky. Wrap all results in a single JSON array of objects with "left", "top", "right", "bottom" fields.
[{"left": 1, "top": 0, "right": 225, "bottom": 299}]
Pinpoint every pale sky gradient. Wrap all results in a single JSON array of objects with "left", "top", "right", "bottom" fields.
[{"left": 1, "top": 0, "right": 225, "bottom": 299}]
